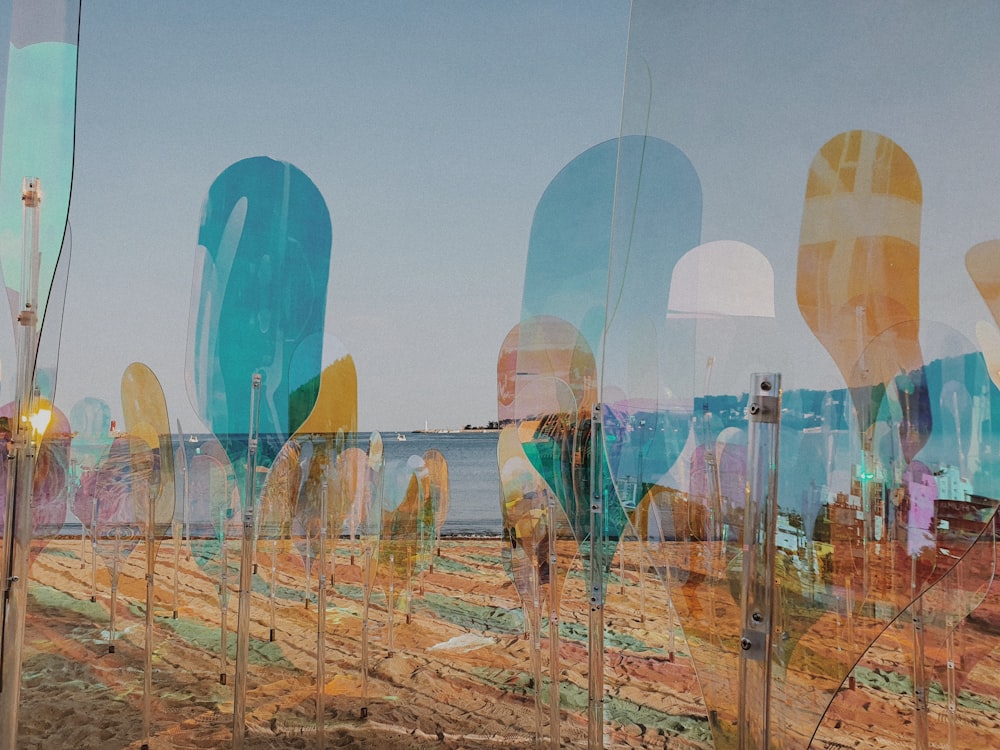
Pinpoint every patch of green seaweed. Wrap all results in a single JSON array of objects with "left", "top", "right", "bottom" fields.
[
  {"left": 414, "top": 591, "right": 524, "bottom": 635},
  {"left": 557, "top": 620, "right": 663, "bottom": 654},
  {"left": 28, "top": 584, "right": 110, "bottom": 622},
  {"left": 464, "top": 553, "right": 504, "bottom": 567},
  {"left": 425, "top": 555, "right": 480, "bottom": 575},
  {"left": 138, "top": 606, "right": 298, "bottom": 671},
  {"left": 470, "top": 666, "right": 712, "bottom": 743},
  {"left": 37, "top": 546, "right": 80, "bottom": 560},
  {"left": 852, "top": 665, "right": 1000, "bottom": 712}
]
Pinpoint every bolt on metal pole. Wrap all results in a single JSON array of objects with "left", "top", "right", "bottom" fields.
[{"left": 738, "top": 373, "right": 781, "bottom": 750}]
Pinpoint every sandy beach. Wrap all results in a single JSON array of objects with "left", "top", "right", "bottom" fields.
[{"left": 12, "top": 536, "right": 1000, "bottom": 749}]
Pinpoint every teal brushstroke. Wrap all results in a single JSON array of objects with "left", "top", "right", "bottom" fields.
[{"left": 188, "top": 156, "right": 331, "bottom": 450}]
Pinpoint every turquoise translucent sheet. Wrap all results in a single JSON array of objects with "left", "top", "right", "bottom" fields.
[
  {"left": 186, "top": 156, "right": 332, "bottom": 449},
  {"left": 0, "top": 0, "right": 78, "bottom": 329}
]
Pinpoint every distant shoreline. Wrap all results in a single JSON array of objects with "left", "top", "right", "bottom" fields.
[{"left": 412, "top": 428, "right": 500, "bottom": 434}]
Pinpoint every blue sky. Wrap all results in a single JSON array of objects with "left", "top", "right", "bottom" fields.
[{"left": 50, "top": 1, "right": 631, "bottom": 432}]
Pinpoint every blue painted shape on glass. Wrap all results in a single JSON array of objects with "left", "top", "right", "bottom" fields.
[
  {"left": 187, "top": 156, "right": 332, "bottom": 452},
  {"left": 519, "top": 135, "right": 702, "bottom": 545},
  {"left": 522, "top": 138, "right": 617, "bottom": 355},
  {"left": 600, "top": 136, "right": 702, "bottom": 502}
]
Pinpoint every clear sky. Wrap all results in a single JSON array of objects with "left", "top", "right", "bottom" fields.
[{"left": 42, "top": 1, "right": 631, "bottom": 433}]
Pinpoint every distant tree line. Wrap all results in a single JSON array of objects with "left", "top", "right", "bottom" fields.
[{"left": 463, "top": 421, "right": 500, "bottom": 430}]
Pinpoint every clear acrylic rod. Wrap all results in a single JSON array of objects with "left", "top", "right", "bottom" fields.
[
  {"left": 232, "top": 373, "right": 263, "bottom": 750},
  {"left": 587, "top": 403, "right": 605, "bottom": 750}
]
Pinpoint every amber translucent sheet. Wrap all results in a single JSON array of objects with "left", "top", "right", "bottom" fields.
[
  {"left": 423, "top": 448, "right": 450, "bottom": 562},
  {"left": 120, "top": 362, "right": 176, "bottom": 537},
  {"left": 120, "top": 361, "right": 178, "bottom": 744},
  {"left": 498, "top": 316, "right": 595, "bottom": 541},
  {"left": 497, "top": 314, "right": 593, "bottom": 745},
  {"left": 967, "top": 240, "right": 1000, "bottom": 388},
  {"left": 798, "top": 131, "right": 925, "bottom": 463},
  {"left": 274, "top": 334, "right": 357, "bottom": 605},
  {"left": 377, "top": 457, "right": 426, "bottom": 625}
]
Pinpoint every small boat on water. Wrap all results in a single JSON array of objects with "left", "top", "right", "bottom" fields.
[{"left": 396, "top": 433, "right": 407, "bottom": 441}]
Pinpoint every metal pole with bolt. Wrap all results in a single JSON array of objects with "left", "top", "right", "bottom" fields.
[{"left": 737, "top": 373, "right": 782, "bottom": 750}]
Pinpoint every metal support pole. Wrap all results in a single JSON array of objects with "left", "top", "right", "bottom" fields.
[
  {"left": 587, "top": 403, "right": 605, "bottom": 750},
  {"left": 0, "top": 178, "right": 43, "bottom": 750},
  {"left": 737, "top": 373, "right": 781, "bottom": 750},
  {"left": 142, "top": 477, "right": 156, "bottom": 749},
  {"left": 316, "top": 475, "right": 328, "bottom": 749}
]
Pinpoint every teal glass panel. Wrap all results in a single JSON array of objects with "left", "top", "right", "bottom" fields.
[
  {"left": 600, "top": 135, "right": 702, "bottom": 513},
  {"left": 186, "top": 156, "right": 332, "bottom": 450},
  {"left": 0, "top": 0, "right": 78, "bottom": 328},
  {"left": 522, "top": 139, "right": 617, "bottom": 354}
]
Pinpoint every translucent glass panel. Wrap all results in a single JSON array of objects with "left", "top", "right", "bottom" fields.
[
  {"left": 610, "top": 3, "right": 1000, "bottom": 748},
  {"left": 0, "top": 0, "right": 78, "bottom": 327},
  {"left": 187, "top": 156, "right": 332, "bottom": 445}
]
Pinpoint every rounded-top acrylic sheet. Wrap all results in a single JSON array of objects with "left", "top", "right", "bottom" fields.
[
  {"left": 619, "top": 3, "right": 1000, "bottom": 748},
  {"left": 120, "top": 362, "right": 176, "bottom": 540},
  {"left": 0, "top": 399, "right": 71, "bottom": 558},
  {"left": 0, "top": 0, "right": 79, "bottom": 333},
  {"left": 186, "top": 156, "right": 332, "bottom": 465}
]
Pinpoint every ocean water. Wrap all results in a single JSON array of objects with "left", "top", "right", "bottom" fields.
[
  {"left": 57, "top": 430, "right": 503, "bottom": 538},
  {"left": 182, "top": 429, "right": 504, "bottom": 536},
  {"left": 380, "top": 431, "right": 502, "bottom": 536}
]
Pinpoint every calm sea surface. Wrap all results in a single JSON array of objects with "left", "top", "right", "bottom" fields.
[
  {"left": 60, "top": 431, "right": 503, "bottom": 537},
  {"left": 380, "top": 431, "right": 501, "bottom": 536}
]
